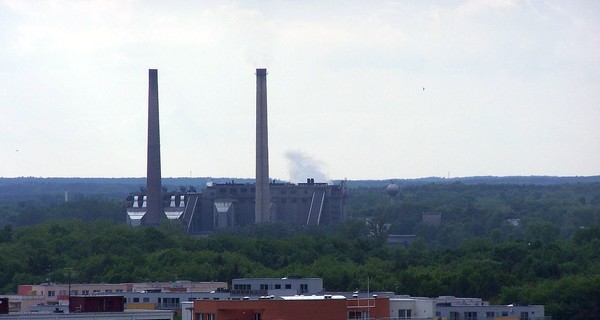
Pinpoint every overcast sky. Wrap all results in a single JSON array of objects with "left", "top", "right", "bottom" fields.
[{"left": 1, "top": 0, "right": 599, "bottom": 181}]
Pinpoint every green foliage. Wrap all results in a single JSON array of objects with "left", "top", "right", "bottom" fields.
[
  {"left": 0, "top": 182, "right": 599, "bottom": 319},
  {"left": 348, "top": 182, "right": 600, "bottom": 249}
]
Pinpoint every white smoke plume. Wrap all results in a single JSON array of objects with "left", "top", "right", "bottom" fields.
[{"left": 285, "top": 151, "right": 328, "bottom": 183}]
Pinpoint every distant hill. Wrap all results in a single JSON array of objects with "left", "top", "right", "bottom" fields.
[
  {"left": 338, "top": 175, "right": 600, "bottom": 188},
  {"left": 0, "top": 177, "right": 253, "bottom": 204},
  {"left": 1, "top": 176, "right": 599, "bottom": 204}
]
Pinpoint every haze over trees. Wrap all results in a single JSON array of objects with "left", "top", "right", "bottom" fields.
[{"left": 1, "top": 178, "right": 599, "bottom": 319}]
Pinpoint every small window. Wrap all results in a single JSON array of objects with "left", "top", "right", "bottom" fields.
[
  {"left": 399, "top": 309, "right": 412, "bottom": 319},
  {"left": 464, "top": 311, "right": 477, "bottom": 320},
  {"left": 143, "top": 297, "right": 150, "bottom": 302},
  {"left": 300, "top": 284, "right": 308, "bottom": 294},
  {"left": 133, "top": 298, "right": 139, "bottom": 303},
  {"left": 285, "top": 284, "right": 291, "bottom": 289},
  {"left": 275, "top": 284, "right": 281, "bottom": 289}
]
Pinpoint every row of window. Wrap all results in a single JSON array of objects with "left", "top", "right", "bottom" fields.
[
  {"left": 348, "top": 311, "right": 370, "bottom": 320},
  {"left": 47, "top": 289, "right": 123, "bottom": 297},
  {"left": 128, "top": 297, "right": 181, "bottom": 304},
  {"left": 218, "top": 188, "right": 317, "bottom": 195},
  {"left": 197, "top": 313, "right": 216, "bottom": 320},
  {"left": 444, "top": 311, "right": 530, "bottom": 320},
  {"left": 234, "top": 283, "right": 308, "bottom": 292}
]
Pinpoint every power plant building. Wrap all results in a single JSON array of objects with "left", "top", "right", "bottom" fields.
[
  {"left": 127, "top": 180, "right": 347, "bottom": 233},
  {"left": 126, "top": 68, "right": 347, "bottom": 231}
]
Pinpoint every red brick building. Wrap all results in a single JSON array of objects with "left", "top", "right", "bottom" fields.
[{"left": 193, "top": 296, "right": 390, "bottom": 320}]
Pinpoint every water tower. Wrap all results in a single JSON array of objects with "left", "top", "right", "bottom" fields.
[{"left": 386, "top": 181, "right": 400, "bottom": 205}]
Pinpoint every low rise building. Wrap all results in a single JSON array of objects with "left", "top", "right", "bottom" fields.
[
  {"left": 11, "top": 281, "right": 226, "bottom": 312},
  {"left": 434, "top": 296, "right": 546, "bottom": 320},
  {"left": 190, "top": 295, "right": 390, "bottom": 320},
  {"left": 231, "top": 277, "right": 323, "bottom": 296}
]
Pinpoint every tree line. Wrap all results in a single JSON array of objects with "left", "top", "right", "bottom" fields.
[
  {"left": 0, "top": 182, "right": 599, "bottom": 319},
  {"left": 0, "top": 219, "right": 599, "bottom": 319}
]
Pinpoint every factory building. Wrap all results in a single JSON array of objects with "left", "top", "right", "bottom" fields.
[
  {"left": 126, "top": 179, "right": 347, "bottom": 233},
  {"left": 126, "top": 68, "right": 347, "bottom": 231}
]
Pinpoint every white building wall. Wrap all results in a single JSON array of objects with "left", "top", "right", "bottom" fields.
[{"left": 390, "top": 297, "right": 435, "bottom": 319}]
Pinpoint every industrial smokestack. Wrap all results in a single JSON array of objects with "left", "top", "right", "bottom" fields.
[
  {"left": 143, "top": 69, "right": 164, "bottom": 226},
  {"left": 255, "top": 68, "right": 271, "bottom": 223}
]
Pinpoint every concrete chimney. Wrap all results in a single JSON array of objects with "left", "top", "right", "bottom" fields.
[
  {"left": 255, "top": 68, "right": 271, "bottom": 223},
  {"left": 143, "top": 69, "right": 164, "bottom": 226}
]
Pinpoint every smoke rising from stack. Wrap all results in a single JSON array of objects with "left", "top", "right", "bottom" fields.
[{"left": 285, "top": 151, "right": 328, "bottom": 183}]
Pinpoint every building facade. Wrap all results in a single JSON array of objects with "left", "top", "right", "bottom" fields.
[
  {"left": 191, "top": 295, "right": 390, "bottom": 320},
  {"left": 126, "top": 180, "right": 348, "bottom": 233}
]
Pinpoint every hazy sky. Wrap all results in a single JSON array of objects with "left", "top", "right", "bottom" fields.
[{"left": 1, "top": 0, "right": 599, "bottom": 181}]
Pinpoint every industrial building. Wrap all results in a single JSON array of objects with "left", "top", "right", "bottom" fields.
[{"left": 126, "top": 69, "right": 347, "bottom": 231}]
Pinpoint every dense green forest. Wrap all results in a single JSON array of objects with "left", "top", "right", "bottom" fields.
[{"left": 1, "top": 182, "right": 599, "bottom": 319}]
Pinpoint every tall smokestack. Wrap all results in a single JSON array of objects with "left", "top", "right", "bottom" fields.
[
  {"left": 144, "top": 69, "right": 164, "bottom": 226},
  {"left": 255, "top": 68, "right": 271, "bottom": 223}
]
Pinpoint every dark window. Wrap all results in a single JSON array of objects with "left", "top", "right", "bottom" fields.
[
  {"left": 464, "top": 311, "right": 477, "bottom": 320},
  {"left": 399, "top": 309, "right": 412, "bottom": 319},
  {"left": 300, "top": 284, "right": 308, "bottom": 294}
]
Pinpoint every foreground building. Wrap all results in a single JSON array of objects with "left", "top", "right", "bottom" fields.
[
  {"left": 4, "top": 278, "right": 548, "bottom": 319},
  {"left": 0, "top": 296, "right": 173, "bottom": 320},
  {"left": 187, "top": 295, "right": 390, "bottom": 320},
  {"left": 10, "top": 281, "right": 226, "bottom": 313}
]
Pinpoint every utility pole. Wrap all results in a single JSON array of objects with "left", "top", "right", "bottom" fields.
[{"left": 64, "top": 267, "right": 74, "bottom": 300}]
